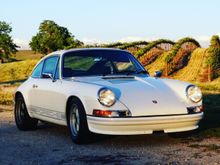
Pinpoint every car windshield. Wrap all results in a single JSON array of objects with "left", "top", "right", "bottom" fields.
[{"left": 62, "top": 49, "right": 148, "bottom": 77}]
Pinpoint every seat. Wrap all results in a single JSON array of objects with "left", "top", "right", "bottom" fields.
[{"left": 63, "top": 68, "right": 73, "bottom": 77}]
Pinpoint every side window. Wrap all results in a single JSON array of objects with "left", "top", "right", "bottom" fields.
[
  {"left": 31, "top": 61, "right": 44, "bottom": 78},
  {"left": 42, "top": 56, "right": 59, "bottom": 77}
]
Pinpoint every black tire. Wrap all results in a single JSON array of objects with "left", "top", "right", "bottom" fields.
[
  {"left": 14, "top": 94, "right": 38, "bottom": 130},
  {"left": 67, "top": 98, "right": 92, "bottom": 144}
]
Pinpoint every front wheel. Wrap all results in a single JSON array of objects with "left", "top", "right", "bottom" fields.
[
  {"left": 14, "top": 95, "right": 38, "bottom": 130},
  {"left": 67, "top": 98, "right": 92, "bottom": 144}
]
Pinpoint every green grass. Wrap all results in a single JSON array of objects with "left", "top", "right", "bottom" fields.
[
  {"left": 195, "top": 78, "right": 220, "bottom": 92},
  {"left": 198, "top": 91, "right": 220, "bottom": 137}
]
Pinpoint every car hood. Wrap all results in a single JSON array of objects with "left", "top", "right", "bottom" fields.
[{"left": 73, "top": 75, "right": 188, "bottom": 116}]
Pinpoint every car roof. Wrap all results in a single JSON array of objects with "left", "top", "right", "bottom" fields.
[
  {"left": 36, "top": 48, "right": 130, "bottom": 68},
  {"left": 46, "top": 48, "right": 128, "bottom": 57}
]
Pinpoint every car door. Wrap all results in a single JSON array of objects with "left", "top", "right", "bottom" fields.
[{"left": 30, "top": 55, "right": 67, "bottom": 121}]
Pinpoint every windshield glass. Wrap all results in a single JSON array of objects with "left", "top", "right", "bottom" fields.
[{"left": 62, "top": 49, "right": 148, "bottom": 77}]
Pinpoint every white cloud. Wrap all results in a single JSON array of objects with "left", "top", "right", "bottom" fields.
[
  {"left": 17, "top": 34, "right": 218, "bottom": 49},
  {"left": 118, "top": 34, "right": 220, "bottom": 48},
  {"left": 117, "top": 36, "right": 157, "bottom": 43},
  {"left": 13, "top": 38, "right": 30, "bottom": 50},
  {"left": 81, "top": 38, "right": 104, "bottom": 45},
  {"left": 194, "top": 33, "right": 220, "bottom": 48},
  {"left": 193, "top": 35, "right": 210, "bottom": 48},
  {"left": 194, "top": 35, "right": 210, "bottom": 42},
  {"left": 81, "top": 36, "right": 157, "bottom": 45}
]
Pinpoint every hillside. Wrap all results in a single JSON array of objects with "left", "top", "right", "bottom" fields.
[
  {"left": 0, "top": 36, "right": 219, "bottom": 84},
  {"left": 145, "top": 51, "right": 169, "bottom": 76},
  {"left": 172, "top": 48, "right": 207, "bottom": 82},
  {"left": 12, "top": 50, "right": 42, "bottom": 61},
  {"left": 0, "top": 50, "right": 42, "bottom": 83},
  {"left": 0, "top": 59, "right": 38, "bottom": 83}
]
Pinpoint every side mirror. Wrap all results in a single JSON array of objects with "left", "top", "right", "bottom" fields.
[
  {"left": 154, "top": 70, "right": 162, "bottom": 78},
  {"left": 42, "top": 72, "right": 53, "bottom": 79}
]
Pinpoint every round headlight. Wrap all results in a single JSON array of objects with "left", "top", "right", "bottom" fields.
[
  {"left": 186, "top": 85, "right": 202, "bottom": 103},
  {"left": 98, "top": 88, "right": 116, "bottom": 107}
]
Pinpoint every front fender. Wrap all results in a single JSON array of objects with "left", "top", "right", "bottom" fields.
[
  {"left": 160, "top": 78, "right": 202, "bottom": 107},
  {"left": 63, "top": 80, "right": 128, "bottom": 116}
]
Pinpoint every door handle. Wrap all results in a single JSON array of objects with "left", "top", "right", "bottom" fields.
[{"left": 32, "top": 84, "right": 38, "bottom": 88}]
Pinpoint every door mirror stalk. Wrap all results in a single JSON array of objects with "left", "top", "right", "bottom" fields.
[
  {"left": 154, "top": 71, "right": 162, "bottom": 78},
  {"left": 42, "top": 73, "right": 56, "bottom": 82}
]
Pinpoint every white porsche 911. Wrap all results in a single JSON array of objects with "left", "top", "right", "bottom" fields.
[{"left": 14, "top": 48, "right": 203, "bottom": 144}]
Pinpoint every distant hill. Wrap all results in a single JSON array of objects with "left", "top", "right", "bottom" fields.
[
  {"left": 0, "top": 38, "right": 219, "bottom": 85},
  {"left": 12, "top": 50, "right": 42, "bottom": 61}
]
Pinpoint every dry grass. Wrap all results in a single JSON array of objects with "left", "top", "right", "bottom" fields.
[
  {"left": 145, "top": 51, "right": 169, "bottom": 76},
  {"left": 0, "top": 85, "right": 17, "bottom": 105},
  {"left": 0, "top": 59, "right": 39, "bottom": 83},
  {"left": 12, "top": 50, "right": 42, "bottom": 61},
  {"left": 172, "top": 48, "right": 207, "bottom": 81}
]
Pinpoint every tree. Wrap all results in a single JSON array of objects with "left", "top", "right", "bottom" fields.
[
  {"left": 30, "top": 20, "right": 83, "bottom": 54},
  {"left": 0, "top": 21, "right": 18, "bottom": 59},
  {"left": 210, "top": 35, "right": 220, "bottom": 48},
  {"left": 206, "top": 35, "right": 220, "bottom": 81}
]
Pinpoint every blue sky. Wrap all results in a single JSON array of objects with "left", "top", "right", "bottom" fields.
[{"left": 1, "top": 0, "right": 220, "bottom": 49}]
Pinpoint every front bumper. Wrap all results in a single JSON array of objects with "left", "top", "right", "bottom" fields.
[{"left": 87, "top": 112, "right": 203, "bottom": 135}]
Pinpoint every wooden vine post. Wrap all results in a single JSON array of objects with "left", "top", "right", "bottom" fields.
[
  {"left": 208, "top": 64, "right": 212, "bottom": 82},
  {"left": 165, "top": 62, "right": 169, "bottom": 77}
]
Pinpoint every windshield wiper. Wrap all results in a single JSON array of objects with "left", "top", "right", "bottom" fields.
[
  {"left": 116, "top": 70, "right": 136, "bottom": 75},
  {"left": 102, "top": 70, "right": 148, "bottom": 76},
  {"left": 135, "top": 70, "right": 149, "bottom": 74},
  {"left": 102, "top": 73, "right": 114, "bottom": 76}
]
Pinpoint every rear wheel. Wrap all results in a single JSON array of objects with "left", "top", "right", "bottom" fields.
[
  {"left": 67, "top": 98, "right": 92, "bottom": 144},
  {"left": 14, "top": 95, "right": 38, "bottom": 130}
]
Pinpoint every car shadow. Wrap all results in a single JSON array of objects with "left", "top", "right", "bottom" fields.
[{"left": 36, "top": 121, "right": 179, "bottom": 146}]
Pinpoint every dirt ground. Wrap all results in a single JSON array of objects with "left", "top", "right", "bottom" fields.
[{"left": 0, "top": 108, "right": 220, "bottom": 165}]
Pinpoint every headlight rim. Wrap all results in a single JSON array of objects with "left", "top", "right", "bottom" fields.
[
  {"left": 98, "top": 87, "right": 116, "bottom": 107},
  {"left": 186, "top": 85, "right": 202, "bottom": 103}
]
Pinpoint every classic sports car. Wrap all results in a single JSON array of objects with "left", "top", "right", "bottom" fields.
[{"left": 14, "top": 48, "right": 203, "bottom": 144}]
